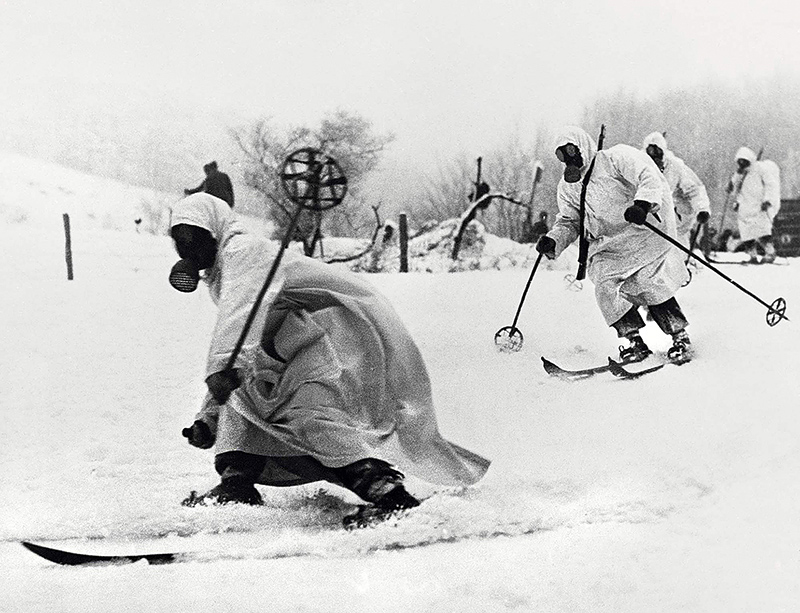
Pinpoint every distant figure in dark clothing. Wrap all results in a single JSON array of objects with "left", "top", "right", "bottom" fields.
[
  {"left": 530, "top": 211, "right": 549, "bottom": 242},
  {"left": 185, "top": 161, "right": 235, "bottom": 208},
  {"left": 469, "top": 181, "right": 491, "bottom": 208}
]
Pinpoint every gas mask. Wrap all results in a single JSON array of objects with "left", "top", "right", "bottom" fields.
[
  {"left": 556, "top": 143, "right": 584, "bottom": 183},
  {"left": 169, "top": 259, "right": 201, "bottom": 292},
  {"left": 736, "top": 158, "right": 751, "bottom": 174},
  {"left": 169, "top": 224, "right": 218, "bottom": 293},
  {"left": 646, "top": 144, "right": 665, "bottom": 172}
]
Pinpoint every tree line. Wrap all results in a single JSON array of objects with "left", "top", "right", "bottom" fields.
[
  {"left": 160, "top": 73, "right": 800, "bottom": 244},
  {"left": 416, "top": 73, "right": 800, "bottom": 241}
]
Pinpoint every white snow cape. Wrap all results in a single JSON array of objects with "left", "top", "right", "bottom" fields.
[{"left": 171, "top": 193, "right": 490, "bottom": 488}]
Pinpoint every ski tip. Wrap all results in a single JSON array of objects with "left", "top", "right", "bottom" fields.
[
  {"left": 21, "top": 541, "right": 90, "bottom": 566},
  {"left": 540, "top": 357, "right": 561, "bottom": 376},
  {"left": 21, "top": 541, "right": 177, "bottom": 566}
]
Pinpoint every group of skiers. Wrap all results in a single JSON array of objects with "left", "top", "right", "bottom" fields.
[
  {"left": 536, "top": 126, "right": 781, "bottom": 366},
  {"left": 167, "top": 127, "right": 781, "bottom": 526}
]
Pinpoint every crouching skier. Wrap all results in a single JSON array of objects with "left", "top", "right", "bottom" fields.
[
  {"left": 536, "top": 126, "right": 693, "bottom": 364},
  {"left": 169, "top": 193, "right": 490, "bottom": 528}
]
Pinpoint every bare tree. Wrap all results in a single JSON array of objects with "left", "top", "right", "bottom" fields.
[
  {"left": 231, "top": 109, "right": 394, "bottom": 255},
  {"left": 415, "top": 126, "right": 561, "bottom": 241}
]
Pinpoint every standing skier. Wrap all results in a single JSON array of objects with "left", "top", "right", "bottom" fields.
[
  {"left": 536, "top": 126, "right": 693, "bottom": 363},
  {"left": 642, "top": 132, "right": 710, "bottom": 248},
  {"left": 169, "top": 193, "right": 489, "bottom": 526},
  {"left": 184, "top": 161, "right": 235, "bottom": 208},
  {"left": 728, "top": 147, "right": 781, "bottom": 263}
]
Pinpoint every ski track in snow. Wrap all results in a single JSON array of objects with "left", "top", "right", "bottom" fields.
[{"left": 4, "top": 218, "right": 786, "bottom": 563}]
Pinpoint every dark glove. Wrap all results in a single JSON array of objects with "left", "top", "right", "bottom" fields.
[
  {"left": 696, "top": 211, "right": 710, "bottom": 224},
  {"left": 535, "top": 235, "right": 556, "bottom": 259},
  {"left": 761, "top": 201, "right": 771, "bottom": 211},
  {"left": 182, "top": 420, "right": 215, "bottom": 449},
  {"left": 205, "top": 369, "right": 241, "bottom": 404},
  {"left": 624, "top": 200, "right": 653, "bottom": 225}
]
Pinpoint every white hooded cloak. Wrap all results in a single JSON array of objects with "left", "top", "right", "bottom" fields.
[
  {"left": 547, "top": 126, "right": 688, "bottom": 326},
  {"left": 642, "top": 132, "right": 710, "bottom": 245},
  {"left": 170, "top": 193, "right": 490, "bottom": 488},
  {"left": 730, "top": 147, "right": 781, "bottom": 242}
]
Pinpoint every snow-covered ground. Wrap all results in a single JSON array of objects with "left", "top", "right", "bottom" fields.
[{"left": 1, "top": 153, "right": 799, "bottom": 612}]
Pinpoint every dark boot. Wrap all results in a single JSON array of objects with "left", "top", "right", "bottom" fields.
[
  {"left": 182, "top": 478, "right": 264, "bottom": 507},
  {"left": 612, "top": 307, "right": 650, "bottom": 363},
  {"left": 335, "top": 459, "right": 421, "bottom": 529},
  {"left": 667, "top": 330, "right": 693, "bottom": 364},
  {"left": 618, "top": 334, "right": 652, "bottom": 363},
  {"left": 182, "top": 451, "right": 267, "bottom": 507}
]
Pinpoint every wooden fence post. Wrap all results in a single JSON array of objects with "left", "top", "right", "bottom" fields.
[
  {"left": 399, "top": 212, "right": 408, "bottom": 273},
  {"left": 63, "top": 213, "right": 74, "bottom": 280}
]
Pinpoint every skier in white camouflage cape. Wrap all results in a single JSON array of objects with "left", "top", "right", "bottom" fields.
[
  {"left": 169, "top": 193, "right": 490, "bottom": 526},
  {"left": 728, "top": 146, "right": 781, "bottom": 263},
  {"left": 641, "top": 131, "right": 711, "bottom": 248},
  {"left": 536, "top": 126, "right": 693, "bottom": 363}
]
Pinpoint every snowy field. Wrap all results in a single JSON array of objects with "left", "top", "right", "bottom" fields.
[{"left": 1, "top": 153, "right": 799, "bottom": 612}]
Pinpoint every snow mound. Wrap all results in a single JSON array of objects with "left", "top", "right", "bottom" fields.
[{"left": 322, "top": 218, "right": 578, "bottom": 273}]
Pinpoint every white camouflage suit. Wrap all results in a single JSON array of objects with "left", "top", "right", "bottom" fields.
[
  {"left": 642, "top": 132, "right": 710, "bottom": 246},
  {"left": 730, "top": 147, "right": 781, "bottom": 243},
  {"left": 546, "top": 126, "right": 688, "bottom": 327},
  {"left": 170, "top": 193, "right": 490, "bottom": 489}
]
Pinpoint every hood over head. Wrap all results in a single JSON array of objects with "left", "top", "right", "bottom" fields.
[
  {"left": 554, "top": 126, "right": 597, "bottom": 181},
  {"left": 735, "top": 146, "right": 757, "bottom": 164},
  {"left": 642, "top": 132, "right": 668, "bottom": 153},
  {"left": 170, "top": 193, "right": 244, "bottom": 245}
]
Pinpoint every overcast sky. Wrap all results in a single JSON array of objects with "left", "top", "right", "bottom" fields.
[{"left": 1, "top": 0, "right": 798, "bottom": 174}]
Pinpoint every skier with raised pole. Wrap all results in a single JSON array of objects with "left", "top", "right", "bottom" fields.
[
  {"left": 169, "top": 191, "right": 489, "bottom": 528},
  {"left": 728, "top": 146, "right": 781, "bottom": 263},
  {"left": 536, "top": 126, "right": 693, "bottom": 364},
  {"left": 642, "top": 132, "right": 710, "bottom": 249}
]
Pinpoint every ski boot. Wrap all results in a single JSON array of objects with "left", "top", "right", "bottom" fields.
[
  {"left": 343, "top": 484, "right": 421, "bottom": 530},
  {"left": 182, "top": 478, "right": 264, "bottom": 507},
  {"left": 618, "top": 334, "right": 652, "bottom": 364},
  {"left": 667, "top": 330, "right": 693, "bottom": 365},
  {"left": 339, "top": 460, "right": 421, "bottom": 529}
]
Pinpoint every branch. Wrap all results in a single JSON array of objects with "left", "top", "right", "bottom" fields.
[
  {"left": 324, "top": 205, "right": 383, "bottom": 264},
  {"left": 451, "top": 192, "right": 523, "bottom": 259}
]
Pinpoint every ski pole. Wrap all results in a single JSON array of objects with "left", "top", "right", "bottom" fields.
[
  {"left": 494, "top": 252, "right": 544, "bottom": 351},
  {"left": 681, "top": 220, "right": 708, "bottom": 289},
  {"left": 642, "top": 219, "right": 788, "bottom": 327},
  {"left": 685, "top": 220, "right": 705, "bottom": 265},
  {"left": 715, "top": 188, "right": 735, "bottom": 245},
  {"left": 224, "top": 148, "right": 348, "bottom": 371},
  {"left": 224, "top": 206, "right": 303, "bottom": 371},
  {"left": 575, "top": 124, "right": 605, "bottom": 281}
]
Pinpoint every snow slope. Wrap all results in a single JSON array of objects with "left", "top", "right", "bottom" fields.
[{"left": 1, "top": 155, "right": 798, "bottom": 612}]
